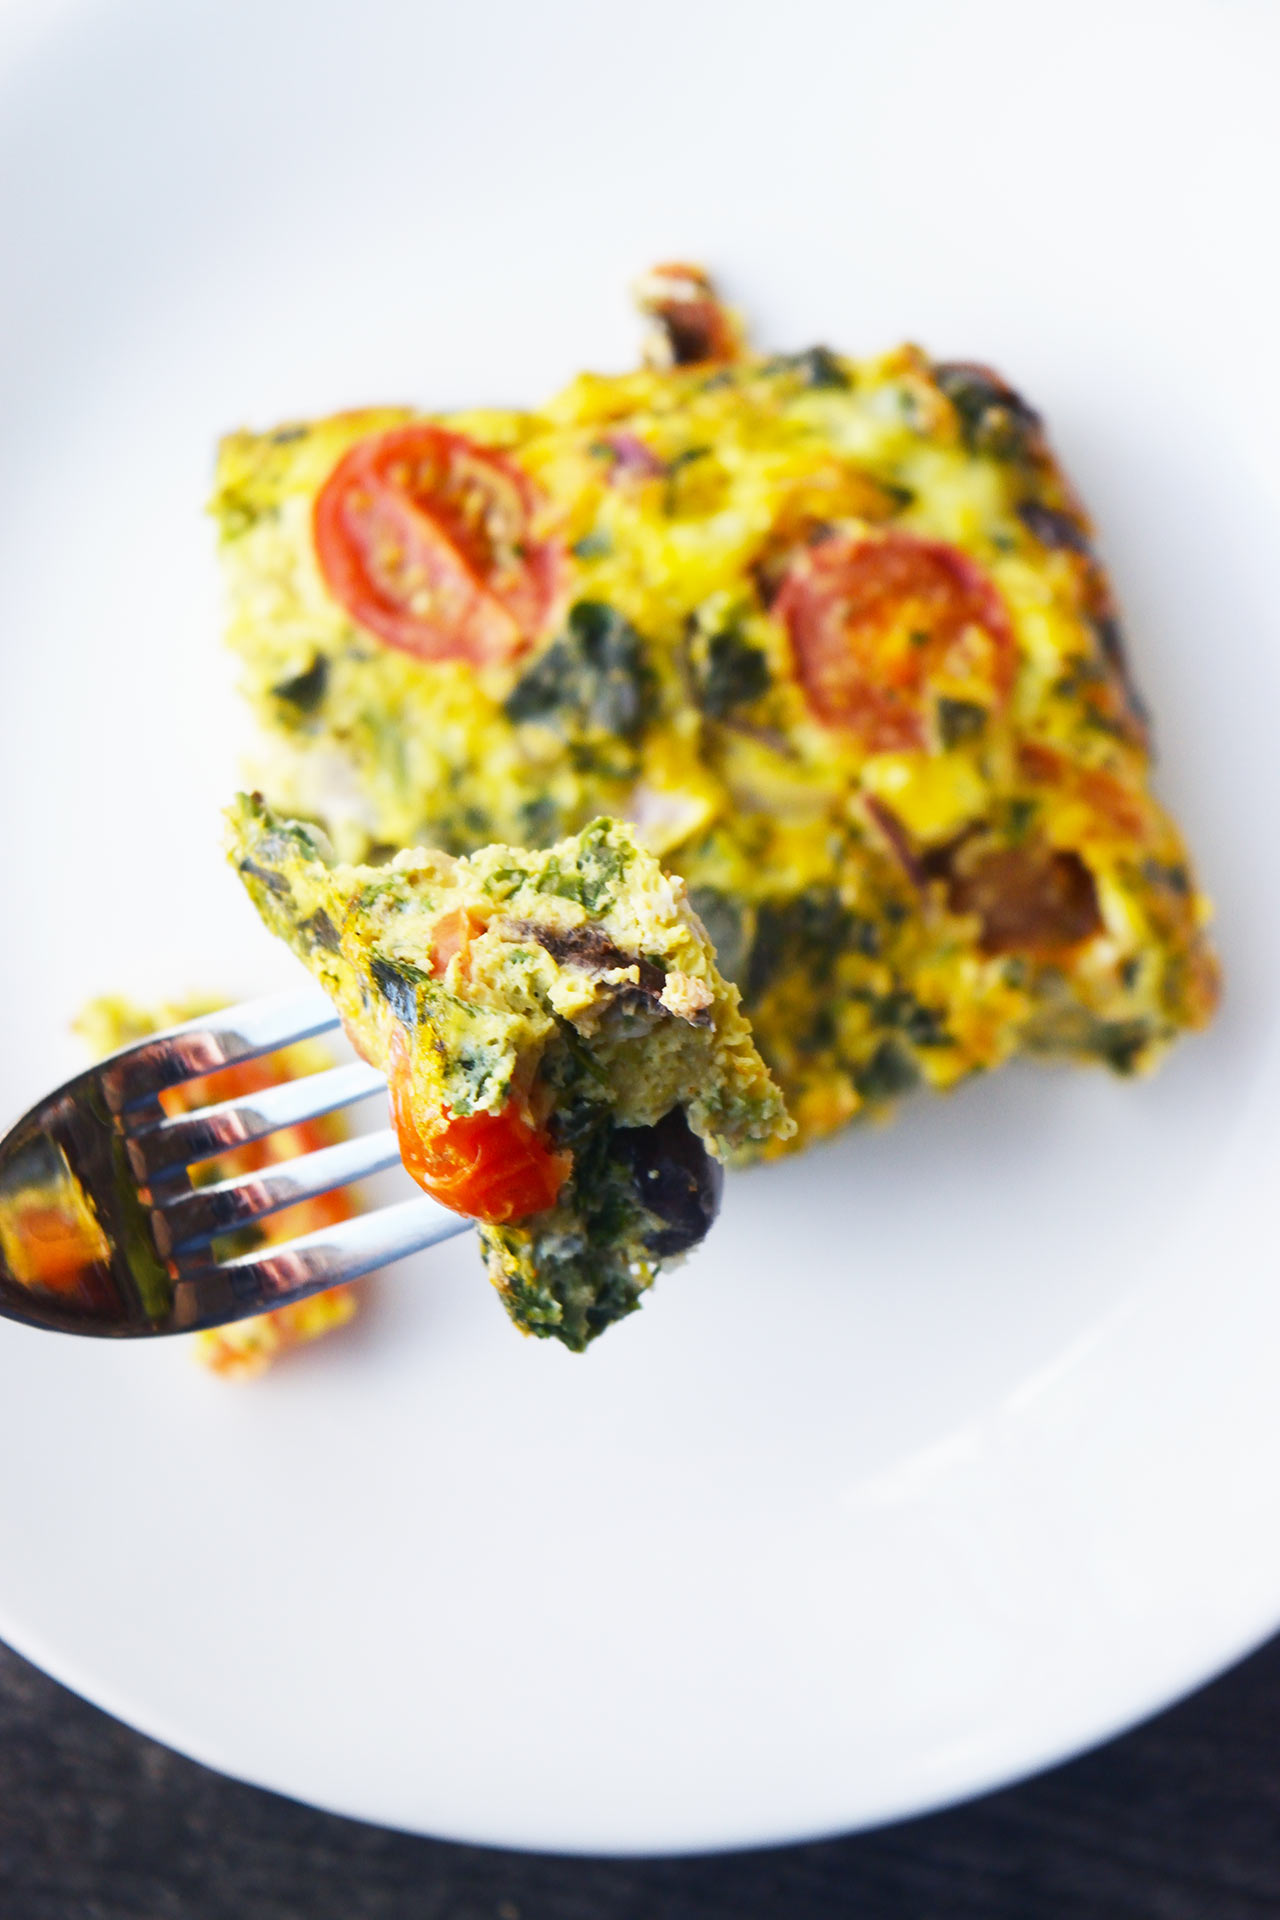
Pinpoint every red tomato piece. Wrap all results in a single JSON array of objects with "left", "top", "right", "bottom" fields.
[
  {"left": 313, "top": 424, "right": 562, "bottom": 666},
  {"left": 387, "top": 1033, "right": 570, "bottom": 1225},
  {"left": 776, "top": 531, "right": 1016, "bottom": 752},
  {"left": 427, "top": 906, "right": 485, "bottom": 976}
]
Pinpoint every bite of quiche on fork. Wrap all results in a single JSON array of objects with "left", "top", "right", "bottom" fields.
[{"left": 228, "top": 794, "right": 791, "bottom": 1350}]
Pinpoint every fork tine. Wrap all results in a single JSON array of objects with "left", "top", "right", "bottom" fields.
[
  {"left": 99, "top": 989, "right": 341, "bottom": 1114},
  {"left": 170, "top": 1195, "right": 471, "bottom": 1330},
  {"left": 154, "top": 1127, "right": 406, "bottom": 1259},
  {"left": 123, "top": 1059, "right": 387, "bottom": 1184}
]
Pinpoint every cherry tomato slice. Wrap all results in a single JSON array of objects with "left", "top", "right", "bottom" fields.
[
  {"left": 387, "top": 1033, "right": 570, "bottom": 1224},
  {"left": 776, "top": 531, "right": 1016, "bottom": 752},
  {"left": 313, "top": 424, "right": 562, "bottom": 666}
]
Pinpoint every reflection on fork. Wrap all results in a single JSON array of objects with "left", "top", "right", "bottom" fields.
[{"left": 0, "top": 991, "right": 469, "bottom": 1339}]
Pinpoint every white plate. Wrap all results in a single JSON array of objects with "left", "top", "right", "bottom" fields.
[{"left": 2, "top": 0, "right": 1279, "bottom": 1856}]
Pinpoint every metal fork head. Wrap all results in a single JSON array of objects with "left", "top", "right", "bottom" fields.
[{"left": 0, "top": 991, "right": 468, "bottom": 1339}]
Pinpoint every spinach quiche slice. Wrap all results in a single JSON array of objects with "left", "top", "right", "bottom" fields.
[
  {"left": 214, "top": 265, "right": 1218, "bottom": 1149},
  {"left": 227, "top": 794, "right": 791, "bottom": 1351}
]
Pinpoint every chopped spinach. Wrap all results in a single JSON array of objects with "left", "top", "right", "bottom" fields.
[
  {"left": 481, "top": 864, "right": 535, "bottom": 901},
  {"left": 1090, "top": 1018, "right": 1153, "bottom": 1076},
  {"left": 1093, "top": 614, "right": 1128, "bottom": 671},
  {"left": 933, "top": 362, "right": 1040, "bottom": 460},
  {"left": 687, "top": 886, "right": 748, "bottom": 984},
  {"left": 538, "top": 817, "right": 632, "bottom": 914},
  {"left": 803, "top": 1006, "right": 837, "bottom": 1051},
  {"left": 490, "top": 1231, "right": 650, "bottom": 1352},
  {"left": 878, "top": 480, "right": 916, "bottom": 512},
  {"left": 517, "top": 795, "right": 560, "bottom": 844},
  {"left": 854, "top": 1038, "right": 920, "bottom": 1103},
  {"left": 764, "top": 346, "right": 851, "bottom": 390},
  {"left": 556, "top": 1021, "right": 611, "bottom": 1087},
  {"left": 504, "top": 600, "right": 652, "bottom": 742},
  {"left": 872, "top": 990, "right": 952, "bottom": 1048},
  {"left": 488, "top": 1104, "right": 721, "bottom": 1349},
  {"left": 297, "top": 907, "right": 341, "bottom": 953},
  {"left": 1141, "top": 858, "right": 1190, "bottom": 896},
  {"left": 368, "top": 953, "right": 428, "bottom": 1027},
  {"left": 271, "top": 654, "right": 329, "bottom": 714},
  {"left": 936, "top": 697, "right": 988, "bottom": 747},
  {"left": 697, "top": 629, "right": 771, "bottom": 718},
  {"left": 1092, "top": 614, "right": 1150, "bottom": 729},
  {"left": 238, "top": 857, "right": 291, "bottom": 900},
  {"left": 797, "top": 345, "right": 850, "bottom": 389},
  {"left": 449, "top": 1040, "right": 503, "bottom": 1111},
  {"left": 745, "top": 888, "right": 872, "bottom": 1000}
]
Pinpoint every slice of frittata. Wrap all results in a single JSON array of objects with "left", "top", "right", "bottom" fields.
[
  {"left": 213, "top": 266, "right": 1218, "bottom": 1149},
  {"left": 227, "top": 794, "right": 791, "bottom": 1350}
]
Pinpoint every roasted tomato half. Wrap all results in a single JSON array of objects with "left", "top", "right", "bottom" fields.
[
  {"left": 387, "top": 1033, "right": 569, "bottom": 1225},
  {"left": 777, "top": 531, "right": 1016, "bottom": 753},
  {"left": 314, "top": 424, "right": 562, "bottom": 666}
]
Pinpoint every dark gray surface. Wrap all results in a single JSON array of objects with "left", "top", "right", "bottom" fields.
[{"left": 2, "top": 1634, "right": 1279, "bottom": 1919}]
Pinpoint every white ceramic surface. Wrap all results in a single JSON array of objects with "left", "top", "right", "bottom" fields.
[{"left": 1, "top": 0, "right": 1278, "bottom": 1855}]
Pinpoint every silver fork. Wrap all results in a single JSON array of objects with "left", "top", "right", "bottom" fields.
[{"left": 0, "top": 992, "right": 470, "bottom": 1338}]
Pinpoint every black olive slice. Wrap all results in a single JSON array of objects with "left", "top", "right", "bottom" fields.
[{"left": 611, "top": 1107, "right": 723, "bottom": 1257}]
